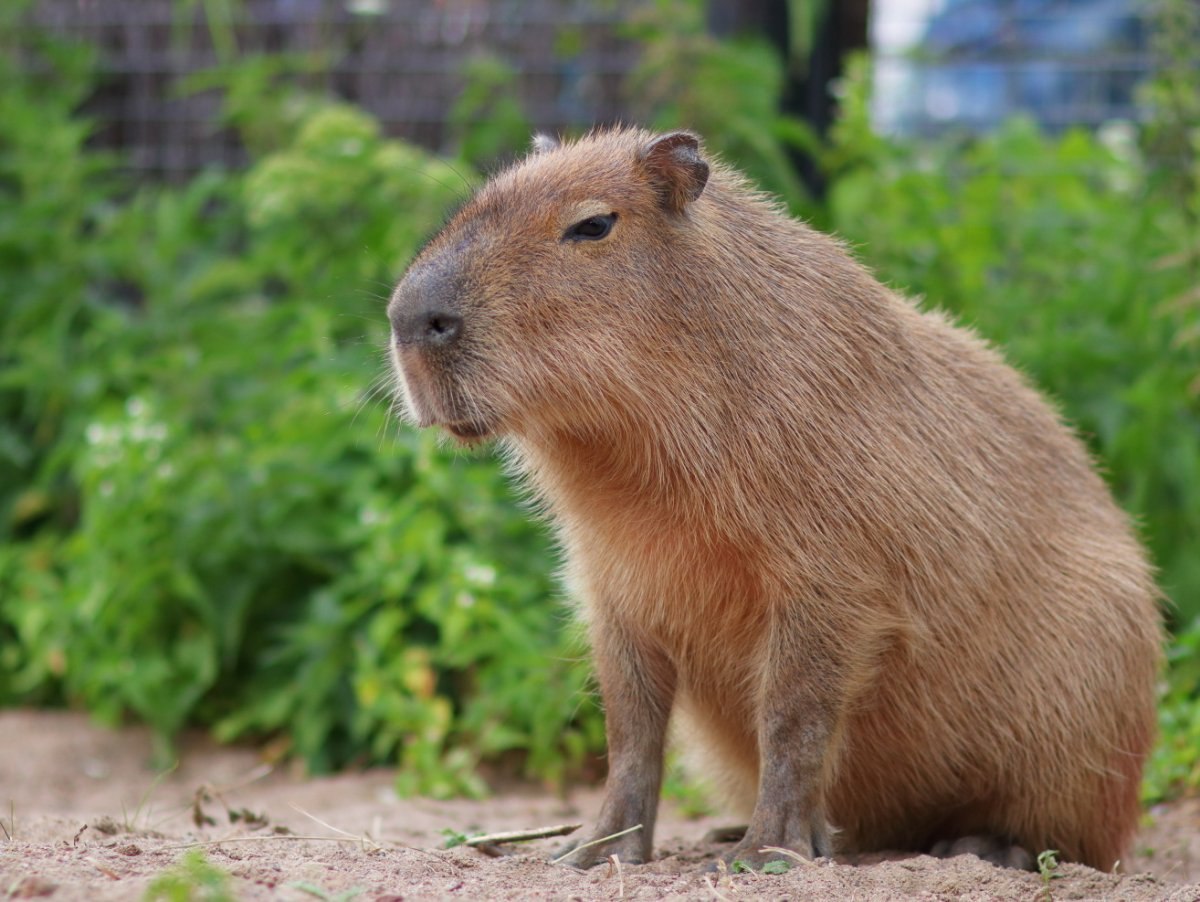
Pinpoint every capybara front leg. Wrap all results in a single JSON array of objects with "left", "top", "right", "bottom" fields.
[
  {"left": 722, "top": 618, "right": 842, "bottom": 870},
  {"left": 554, "top": 614, "right": 676, "bottom": 869}
]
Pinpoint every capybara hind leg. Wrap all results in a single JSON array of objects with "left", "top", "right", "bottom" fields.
[{"left": 930, "top": 836, "right": 1035, "bottom": 871}]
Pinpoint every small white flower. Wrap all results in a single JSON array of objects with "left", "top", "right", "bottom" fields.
[{"left": 464, "top": 564, "right": 496, "bottom": 587}]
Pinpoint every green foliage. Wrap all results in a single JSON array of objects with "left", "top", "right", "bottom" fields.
[
  {"left": 287, "top": 881, "right": 364, "bottom": 902},
  {"left": 1139, "top": 0, "right": 1200, "bottom": 375},
  {"left": 241, "top": 102, "right": 474, "bottom": 300},
  {"left": 623, "top": 0, "right": 820, "bottom": 216},
  {"left": 0, "top": 40, "right": 601, "bottom": 791},
  {"left": 1146, "top": 619, "right": 1200, "bottom": 800},
  {"left": 144, "top": 850, "right": 234, "bottom": 902},
  {"left": 171, "top": 0, "right": 242, "bottom": 66},
  {"left": 448, "top": 55, "right": 534, "bottom": 171},
  {"left": 1037, "top": 849, "right": 1061, "bottom": 901},
  {"left": 662, "top": 755, "right": 715, "bottom": 818},
  {"left": 179, "top": 52, "right": 333, "bottom": 158},
  {"left": 0, "top": 36, "right": 115, "bottom": 535}
]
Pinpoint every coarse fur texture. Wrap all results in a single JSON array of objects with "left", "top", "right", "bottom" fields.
[{"left": 385, "top": 126, "right": 1162, "bottom": 872}]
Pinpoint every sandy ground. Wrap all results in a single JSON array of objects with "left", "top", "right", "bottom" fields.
[{"left": 1, "top": 710, "right": 1198, "bottom": 901}]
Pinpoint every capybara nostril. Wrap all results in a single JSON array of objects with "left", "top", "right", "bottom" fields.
[
  {"left": 422, "top": 310, "right": 462, "bottom": 345},
  {"left": 394, "top": 308, "right": 462, "bottom": 348}
]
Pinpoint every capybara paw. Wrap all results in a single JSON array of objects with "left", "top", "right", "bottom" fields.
[
  {"left": 718, "top": 821, "right": 832, "bottom": 871},
  {"left": 930, "top": 835, "right": 1034, "bottom": 871},
  {"left": 552, "top": 827, "right": 650, "bottom": 869}
]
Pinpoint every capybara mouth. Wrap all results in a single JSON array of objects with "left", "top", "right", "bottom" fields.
[
  {"left": 446, "top": 420, "right": 492, "bottom": 441},
  {"left": 392, "top": 349, "right": 488, "bottom": 437}
]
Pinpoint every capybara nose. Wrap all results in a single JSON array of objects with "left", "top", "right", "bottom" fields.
[{"left": 394, "top": 308, "right": 463, "bottom": 348}]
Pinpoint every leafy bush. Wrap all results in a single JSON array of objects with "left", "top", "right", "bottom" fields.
[
  {"left": 1149, "top": 623, "right": 1200, "bottom": 799},
  {"left": 0, "top": 42, "right": 601, "bottom": 790},
  {"left": 447, "top": 55, "right": 535, "bottom": 171}
]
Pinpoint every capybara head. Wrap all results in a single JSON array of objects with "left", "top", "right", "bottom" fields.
[{"left": 387, "top": 128, "right": 718, "bottom": 443}]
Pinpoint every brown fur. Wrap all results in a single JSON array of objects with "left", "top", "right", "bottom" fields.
[{"left": 386, "top": 127, "right": 1162, "bottom": 871}]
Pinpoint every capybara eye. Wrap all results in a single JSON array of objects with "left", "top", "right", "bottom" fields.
[{"left": 564, "top": 213, "right": 616, "bottom": 242}]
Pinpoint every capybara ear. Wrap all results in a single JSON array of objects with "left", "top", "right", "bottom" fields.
[
  {"left": 639, "top": 131, "right": 709, "bottom": 211},
  {"left": 531, "top": 133, "right": 559, "bottom": 154}
]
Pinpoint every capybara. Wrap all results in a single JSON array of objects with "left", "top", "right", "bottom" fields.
[{"left": 385, "top": 127, "right": 1161, "bottom": 872}]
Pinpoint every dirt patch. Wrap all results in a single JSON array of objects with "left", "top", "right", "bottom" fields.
[{"left": 1, "top": 710, "right": 1197, "bottom": 900}]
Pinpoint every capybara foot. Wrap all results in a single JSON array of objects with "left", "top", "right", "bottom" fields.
[
  {"left": 552, "top": 826, "right": 650, "bottom": 869},
  {"left": 717, "top": 817, "right": 833, "bottom": 871}
]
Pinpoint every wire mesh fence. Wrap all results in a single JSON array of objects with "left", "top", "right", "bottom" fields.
[
  {"left": 14, "top": 0, "right": 639, "bottom": 179},
  {"left": 9, "top": 0, "right": 1167, "bottom": 177}
]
